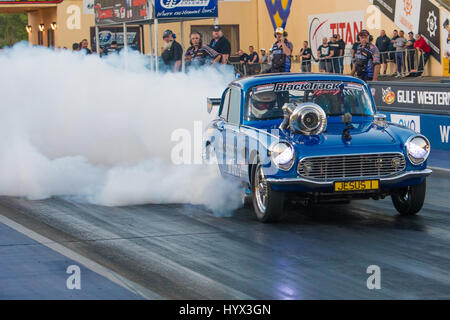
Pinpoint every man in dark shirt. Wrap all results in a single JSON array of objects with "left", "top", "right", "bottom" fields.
[
  {"left": 351, "top": 37, "right": 360, "bottom": 70},
  {"left": 405, "top": 32, "right": 416, "bottom": 73},
  {"left": 161, "top": 29, "right": 183, "bottom": 72},
  {"left": 328, "top": 35, "right": 341, "bottom": 73},
  {"left": 375, "top": 30, "right": 390, "bottom": 74},
  {"left": 336, "top": 34, "right": 346, "bottom": 74},
  {"left": 185, "top": 32, "right": 221, "bottom": 68},
  {"left": 247, "top": 46, "right": 260, "bottom": 75},
  {"left": 209, "top": 25, "right": 231, "bottom": 64},
  {"left": 317, "top": 37, "right": 332, "bottom": 72},
  {"left": 299, "top": 41, "right": 312, "bottom": 72}
]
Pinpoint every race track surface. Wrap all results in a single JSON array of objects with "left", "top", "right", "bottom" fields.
[{"left": 1, "top": 171, "right": 449, "bottom": 299}]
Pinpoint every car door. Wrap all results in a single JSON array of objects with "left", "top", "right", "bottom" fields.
[{"left": 223, "top": 86, "right": 242, "bottom": 178}]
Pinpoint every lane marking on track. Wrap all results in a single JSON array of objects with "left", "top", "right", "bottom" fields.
[
  {"left": 429, "top": 166, "right": 450, "bottom": 174},
  {"left": 0, "top": 214, "right": 163, "bottom": 300}
]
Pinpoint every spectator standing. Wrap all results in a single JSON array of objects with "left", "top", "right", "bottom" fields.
[
  {"left": 375, "top": 30, "right": 390, "bottom": 74},
  {"left": 328, "top": 35, "right": 341, "bottom": 73},
  {"left": 351, "top": 29, "right": 380, "bottom": 82},
  {"left": 247, "top": 46, "right": 260, "bottom": 75},
  {"left": 388, "top": 30, "right": 398, "bottom": 71},
  {"left": 405, "top": 32, "right": 416, "bottom": 74},
  {"left": 336, "top": 34, "right": 346, "bottom": 74},
  {"left": 209, "top": 25, "right": 231, "bottom": 64},
  {"left": 414, "top": 34, "right": 431, "bottom": 76},
  {"left": 317, "top": 37, "right": 331, "bottom": 72},
  {"left": 270, "top": 27, "right": 293, "bottom": 73},
  {"left": 260, "top": 48, "right": 271, "bottom": 73},
  {"left": 248, "top": 46, "right": 259, "bottom": 64},
  {"left": 185, "top": 32, "right": 221, "bottom": 68},
  {"left": 351, "top": 36, "right": 360, "bottom": 71},
  {"left": 80, "top": 39, "right": 92, "bottom": 54},
  {"left": 72, "top": 43, "right": 80, "bottom": 51},
  {"left": 161, "top": 29, "right": 183, "bottom": 72},
  {"left": 394, "top": 30, "right": 407, "bottom": 77},
  {"left": 299, "top": 41, "right": 312, "bottom": 72}
]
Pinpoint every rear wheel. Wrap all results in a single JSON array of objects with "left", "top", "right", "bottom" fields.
[
  {"left": 391, "top": 179, "right": 426, "bottom": 216},
  {"left": 251, "top": 162, "right": 285, "bottom": 223}
]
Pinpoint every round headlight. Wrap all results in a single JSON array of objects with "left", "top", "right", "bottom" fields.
[
  {"left": 406, "top": 136, "right": 430, "bottom": 165},
  {"left": 270, "top": 142, "right": 295, "bottom": 171}
]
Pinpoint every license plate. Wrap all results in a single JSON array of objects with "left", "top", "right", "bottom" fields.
[{"left": 334, "top": 180, "right": 379, "bottom": 192}]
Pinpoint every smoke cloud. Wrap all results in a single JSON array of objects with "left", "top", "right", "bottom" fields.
[{"left": 0, "top": 43, "right": 243, "bottom": 215}]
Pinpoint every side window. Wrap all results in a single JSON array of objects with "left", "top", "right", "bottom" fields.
[
  {"left": 227, "top": 88, "right": 242, "bottom": 125},
  {"left": 219, "top": 89, "right": 230, "bottom": 120}
]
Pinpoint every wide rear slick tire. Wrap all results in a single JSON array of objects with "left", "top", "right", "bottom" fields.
[
  {"left": 251, "top": 162, "right": 285, "bottom": 223},
  {"left": 391, "top": 178, "right": 426, "bottom": 216}
]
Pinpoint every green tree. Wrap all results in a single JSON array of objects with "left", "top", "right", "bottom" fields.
[{"left": 0, "top": 13, "right": 28, "bottom": 48}]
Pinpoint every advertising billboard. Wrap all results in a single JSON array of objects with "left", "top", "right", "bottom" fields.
[
  {"left": 308, "top": 10, "right": 365, "bottom": 61},
  {"left": 0, "top": 0, "right": 63, "bottom": 3},
  {"left": 154, "top": 0, "right": 218, "bottom": 19},
  {"left": 94, "top": 0, "right": 151, "bottom": 25}
]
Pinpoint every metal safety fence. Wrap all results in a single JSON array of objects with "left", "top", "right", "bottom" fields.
[{"left": 229, "top": 48, "right": 430, "bottom": 78}]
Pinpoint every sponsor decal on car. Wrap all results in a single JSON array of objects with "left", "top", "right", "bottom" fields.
[{"left": 273, "top": 82, "right": 343, "bottom": 92}]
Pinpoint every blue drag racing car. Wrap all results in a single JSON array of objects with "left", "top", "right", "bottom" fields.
[{"left": 205, "top": 73, "right": 432, "bottom": 222}]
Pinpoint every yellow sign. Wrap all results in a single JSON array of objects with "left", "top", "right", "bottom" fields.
[{"left": 334, "top": 180, "right": 380, "bottom": 192}]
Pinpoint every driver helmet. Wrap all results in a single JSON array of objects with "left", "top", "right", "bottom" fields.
[{"left": 251, "top": 91, "right": 277, "bottom": 118}]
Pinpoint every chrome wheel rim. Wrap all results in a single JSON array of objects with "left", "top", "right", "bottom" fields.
[{"left": 255, "top": 165, "right": 268, "bottom": 213}]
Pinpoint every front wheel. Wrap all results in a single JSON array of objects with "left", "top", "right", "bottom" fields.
[
  {"left": 251, "top": 162, "right": 285, "bottom": 223},
  {"left": 391, "top": 178, "right": 426, "bottom": 216}
]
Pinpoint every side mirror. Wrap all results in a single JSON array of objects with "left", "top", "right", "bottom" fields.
[{"left": 207, "top": 97, "right": 221, "bottom": 114}]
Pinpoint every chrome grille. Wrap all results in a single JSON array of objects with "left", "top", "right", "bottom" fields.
[{"left": 297, "top": 153, "right": 406, "bottom": 180}]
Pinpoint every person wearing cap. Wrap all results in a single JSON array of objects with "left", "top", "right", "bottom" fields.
[
  {"left": 351, "top": 29, "right": 380, "bottom": 82},
  {"left": 269, "top": 27, "right": 293, "bottom": 73},
  {"left": 209, "top": 25, "right": 231, "bottom": 64},
  {"left": 259, "top": 48, "right": 271, "bottom": 73},
  {"left": 161, "top": 29, "right": 183, "bottom": 72}
]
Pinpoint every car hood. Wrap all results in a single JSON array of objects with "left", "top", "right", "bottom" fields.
[{"left": 252, "top": 119, "right": 404, "bottom": 156}]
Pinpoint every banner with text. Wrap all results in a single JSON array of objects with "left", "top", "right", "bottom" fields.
[
  {"left": 155, "top": 0, "right": 218, "bottom": 19},
  {"left": 308, "top": 10, "right": 365, "bottom": 61}
]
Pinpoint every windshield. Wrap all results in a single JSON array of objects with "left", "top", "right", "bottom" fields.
[{"left": 245, "top": 81, "right": 375, "bottom": 121}]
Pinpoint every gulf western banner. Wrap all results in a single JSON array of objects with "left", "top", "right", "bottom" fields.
[{"left": 308, "top": 10, "right": 365, "bottom": 61}]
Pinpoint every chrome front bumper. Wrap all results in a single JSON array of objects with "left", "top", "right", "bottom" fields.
[{"left": 266, "top": 169, "right": 432, "bottom": 187}]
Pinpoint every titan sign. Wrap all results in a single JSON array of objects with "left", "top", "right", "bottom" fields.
[
  {"left": 0, "top": 0, "right": 63, "bottom": 3},
  {"left": 308, "top": 10, "right": 365, "bottom": 61},
  {"left": 94, "top": 0, "right": 151, "bottom": 25},
  {"left": 154, "top": 0, "right": 218, "bottom": 19}
]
